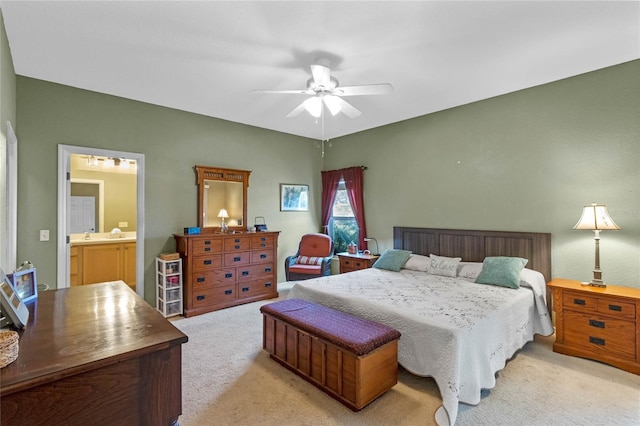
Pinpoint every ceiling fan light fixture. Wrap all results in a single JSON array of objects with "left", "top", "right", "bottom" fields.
[
  {"left": 303, "top": 96, "right": 322, "bottom": 118},
  {"left": 323, "top": 95, "right": 342, "bottom": 116}
]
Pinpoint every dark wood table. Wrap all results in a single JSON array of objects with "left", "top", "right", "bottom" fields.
[{"left": 1, "top": 281, "right": 188, "bottom": 426}]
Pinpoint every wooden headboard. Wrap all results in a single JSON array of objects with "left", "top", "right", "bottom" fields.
[{"left": 393, "top": 227, "right": 552, "bottom": 283}]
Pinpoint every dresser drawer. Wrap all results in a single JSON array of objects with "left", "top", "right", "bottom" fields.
[
  {"left": 224, "top": 251, "right": 251, "bottom": 267},
  {"left": 192, "top": 238, "right": 223, "bottom": 255},
  {"left": 251, "top": 234, "right": 276, "bottom": 249},
  {"left": 596, "top": 298, "right": 636, "bottom": 319},
  {"left": 236, "top": 263, "right": 275, "bottom": 282},
  {"left": 251, "top": 249, "right": 274, "bottom": 264},
  {"left": 192, "top": 268, "right": 236, "bottom": 288},
  {"left": 224, "top": 236, "right": 251, "bottom": 252},
  {"left": 562, "top": 291, "right": 598, "bottom": 312},
  {"left": 563, "top": 311, "right": 636, "bottom": 361},
  {"left": 192, "top": 285, "right": 236, "bottom": 308},
  {"left": 237, "top": 277, "right": 276, "bottom": 299},
  {"left": 192, "top": 254, "right": 223, "bottom": 271}
]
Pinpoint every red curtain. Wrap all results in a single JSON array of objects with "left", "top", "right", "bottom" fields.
[
  {"left": 321, "top": 166, "right": 367, "bottom": 249},
  {"left": 321, "top": 170, "right": 342, "bottom": 233},
  {"left": 342, "top": 167, "right": 367, "bottom": 249}
]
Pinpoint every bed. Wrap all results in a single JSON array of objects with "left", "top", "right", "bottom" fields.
[{"left": 287, "top": 227, "right": 554, "bottom": 426}]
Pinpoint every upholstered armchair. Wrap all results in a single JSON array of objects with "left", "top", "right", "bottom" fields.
[{"left": 285, "top": 233, "right": 334, "bottom": 281}]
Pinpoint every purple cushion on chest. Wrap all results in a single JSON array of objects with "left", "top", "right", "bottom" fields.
[{"left": 260, "top": 298, "right": 401, "bottom": 356}]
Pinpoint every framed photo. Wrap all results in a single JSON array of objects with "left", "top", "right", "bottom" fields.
[
  {"left": 7, "top": 267, "right": 37, "bottom": 304},
  {"left": 0, "top": 268, "right": 29, "bottom": 328},
  {"left": 280, "top": 184, "right": 309, "bottom": 212}
]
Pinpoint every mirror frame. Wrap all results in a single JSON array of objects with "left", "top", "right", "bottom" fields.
[{"left": 195, "top": 165, "right": 251, "bottom": 232}]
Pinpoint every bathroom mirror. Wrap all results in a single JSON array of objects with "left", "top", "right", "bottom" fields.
[{"left": 195, "top": 166, "right": 250, "bottom": 232}]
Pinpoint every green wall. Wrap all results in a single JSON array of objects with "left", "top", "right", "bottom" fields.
[
  {"left": 324, "top": 60, "right": 640, "bottom": 287},
  {"left": 16, "top": 78, "right": 323, "bottom": 302}
]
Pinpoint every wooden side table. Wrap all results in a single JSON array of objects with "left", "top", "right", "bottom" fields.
[
  {"left": 548, "top": 278, "right": 640, "bottom": 375},
  {"left": 337, "top": 252, "right": 379, "bottom": 274}
]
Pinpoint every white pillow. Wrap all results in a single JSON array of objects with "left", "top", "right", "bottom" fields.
[
  {"left": 457, "top": 262, "right": 483, "bottom": 280},
  {"left": 429, "top": 254, "right": 461, "bottom": 277},
  {"left": 403, "top": 254, "right": 431, "bottom": 272}
]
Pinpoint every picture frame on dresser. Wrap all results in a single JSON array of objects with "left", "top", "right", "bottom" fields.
[
  {"left": 7, "top": 267, "right": 37, "bottom": 303},
  {"left": 280, "top": 184, "right": 309, "bottom": 211},
  {"left": 0, "top": 268, "right": 30, "bottom": 328}
]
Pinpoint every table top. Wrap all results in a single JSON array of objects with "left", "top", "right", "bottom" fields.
[
  {"left": 0, "top": 281, "right": 188, "bottom": 395},
  {"left": 336, "top": 252, "right": 380, "bottom": 260},
  {"left": 548, "top": 278, "right": 640, "bottom": 299}
]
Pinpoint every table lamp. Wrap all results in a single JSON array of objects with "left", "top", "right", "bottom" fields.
[
  {"left": 573, "top": 203, "right": 620, "bottom": 287},
  {"left": 363, "top": 237, "right": 379, "bottom": 256},
  {"left": 218, "top": 208, "right": 229, "bottom": 233}
]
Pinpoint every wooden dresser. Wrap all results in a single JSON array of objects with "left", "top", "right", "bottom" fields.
[
  {"left": 174, "top": 231, "right": 280, "bottom": 317},
  {"left": 0, "top": 281, "right": 188, "bottom": 426},
  {"left": 337, "top": 252, "right": 379, "bottom": 273},
  {"left": 548, "top": 278, "right": 640, "bottom": 374}
]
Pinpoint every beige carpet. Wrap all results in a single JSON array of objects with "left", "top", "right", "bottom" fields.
[{"left": 172, "top": 284, "right": 640, "bottom": 425}]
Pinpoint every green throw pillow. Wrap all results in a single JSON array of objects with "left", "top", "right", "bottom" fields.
[
  {"left": 373, "top": 249, "right": 412, "bottom": 272},
  {"left": 475, "top": 256, "right": 529, "bottom": 289}
]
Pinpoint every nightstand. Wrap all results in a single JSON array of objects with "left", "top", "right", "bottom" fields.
[
  {"left": 337, "top": 252, "right": 379, "bottom": 274},
  {"left": 548, "top": 278, "right": 640, "bottom": 375}
]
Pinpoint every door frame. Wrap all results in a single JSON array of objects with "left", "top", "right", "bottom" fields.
[{"left": 57, "top": 145, "right": 145, "bottom": 297}]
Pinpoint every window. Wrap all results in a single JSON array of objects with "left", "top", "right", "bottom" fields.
[{"left": 329, "top": 180, "right": 359, "bottom": 253}]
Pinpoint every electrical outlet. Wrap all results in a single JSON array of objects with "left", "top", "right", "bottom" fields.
[
  {"left": 119, "top": 222, "right": 128, "bottom": 228},
  {"left": 40, "top": 230, "right": 50, "bottom": 241}
]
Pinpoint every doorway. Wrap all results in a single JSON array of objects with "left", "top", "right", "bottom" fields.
[{"left": 57, "top": 145, "right": 145, "bottom": 297}]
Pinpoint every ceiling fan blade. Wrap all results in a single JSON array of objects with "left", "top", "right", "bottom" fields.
[
  {"left": 253, "top": 89, "right": 311, "bottom": 95},
  {"left": 335, "top": 83, "right": 393, "bottom": 97},
  {"left": 332, "top": 97, "right": 362, "bottom": 118},
  {"left": 286, "top": 101, "right": 307, "bottom": 118},
  {"left": 310, "top": 64, "right": 330, "bottom": 88}
]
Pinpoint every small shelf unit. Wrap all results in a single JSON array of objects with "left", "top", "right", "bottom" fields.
[{"left": 156, "top": 257, "right": 183, "bottom": 317}]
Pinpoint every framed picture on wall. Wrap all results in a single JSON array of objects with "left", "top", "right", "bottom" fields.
[
  {"left": 7, "top": 267, "right": 38, "bottom": 304},
  {"left": 280, "top": 184, "right": 309, "bottom": 212}
]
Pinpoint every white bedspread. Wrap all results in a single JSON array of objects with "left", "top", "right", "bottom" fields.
[{"left": 287, "top": 267, "right": 553, "bottom": 425}]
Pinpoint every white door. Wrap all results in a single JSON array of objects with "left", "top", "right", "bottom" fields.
[{"left": 70, "top": 196, "right": 96, "bottom": 234}]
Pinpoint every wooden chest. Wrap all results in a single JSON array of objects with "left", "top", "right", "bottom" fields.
[
  {"left": 549, "top": 279, "right": 640, "bottom": 374},
  {"left": 174, "top": 231, "right": 279, "bottom": 317},
  {"left": 261, "top": 299, "right": 400, "bottom": 410}
]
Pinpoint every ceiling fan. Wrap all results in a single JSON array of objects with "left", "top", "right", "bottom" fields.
[{"left": 254, "top": 59, "right": 393, "bottom": 119}]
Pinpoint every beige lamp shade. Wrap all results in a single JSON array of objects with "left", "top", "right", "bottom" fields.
[
  {"left": 573, "top": 203, "right": 620, "bottom": 231},
  {"left": 217, "top": 209, "right": 229, "bottom": 219}
]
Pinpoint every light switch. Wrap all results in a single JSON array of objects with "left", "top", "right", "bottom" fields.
[{"left": 40, "top": 230, "right": 50, "bottom": 241}]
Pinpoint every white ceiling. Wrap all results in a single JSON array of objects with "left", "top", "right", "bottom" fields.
[{"left": 1, "top": 1, "right": 638, "bottom": 141}]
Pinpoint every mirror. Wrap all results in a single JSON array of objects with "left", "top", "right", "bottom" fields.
[{"left": 195, "top": 166, "right": 250, "bottom": 232}]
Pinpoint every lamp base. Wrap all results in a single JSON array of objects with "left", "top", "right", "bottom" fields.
[{"left": 588, "top": 279, "right": 607, "bottom": 288}]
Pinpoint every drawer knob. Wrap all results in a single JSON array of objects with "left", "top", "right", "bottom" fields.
[
  {"left": 355, "top": 262, "right": 362, "bottom": 267},
  {"left": 608, "top": 304, "right": 622, "bottom": 312},
  {"left": 265, "top": 282, "right": 272, "bottom": 288},
  {"left": 204, "top": 240, "right": 211, "bottom": 245},
  {"left": 197, "top": 295, "right": 205, "bottom": 301},
  {"left": 234, "top": 256, "right": 241, "bottom": 262},
  {"left": 242, "top": 270, "right": 250, "bottom": 276},
  {"left": 573, "top": 298, "right": 586, "bottom": 306},
  {"left": 235, "top": 245, "right": 240, "bottom": 249},
  {"left": 260, "top": 254, "right": 267, "bottom": 259},
  {"left": 224, "top": 289, "right": 232, "bottom": 295},
  {"left": 589, "top": 336, "right": 605, "bottom": 346},
  {"left": 204, "top": 259, "right": 212, "bottom": 265},
  {"left": 235, "top": 238, "right": 241, "bottom": 243},
  {"left": 225, "top": 273, "right": 233, "bottom": 278},
  {"left": 589, "top": 319, "right": 605, "bottom": 329},
  {"left": 242, "top": 287, "right": 250, "bottom": 292},
  {"left": 205, "top": 247, "right": 211, "bottom": 252},
  {"left": 197, "top": 277, "right": 205, "bottom": 283},
  {"left": 265, "top": 267, "right": 272, "bottom": 273}
]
